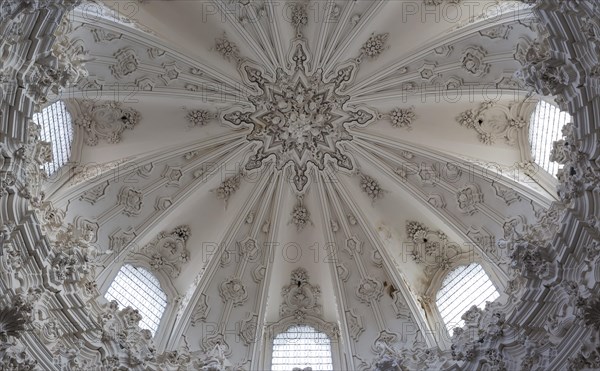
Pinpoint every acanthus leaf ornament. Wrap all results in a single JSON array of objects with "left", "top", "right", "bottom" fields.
[
  {"left": 290, "top": 2, "right": 308, "bottom": 36},
  {"left": 406, "top": 220, "right": 460, "bottom": 281},
  {"left": 213, "top": 172, "right": 243, "bottom": 207},
  {"left": 515, "top": 36, "right": 578, "bottom": 96},
  {"left": 214, "top": 33, "right": 240, "bottom": 63}
]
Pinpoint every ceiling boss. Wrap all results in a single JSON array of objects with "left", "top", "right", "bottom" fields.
[{"left": 219, "top": 3, "right": 385, "bottom": 193}]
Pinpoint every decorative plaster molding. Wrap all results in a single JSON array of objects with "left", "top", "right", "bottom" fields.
[
  {"left": 456, "top": 101, "right": 526, "bottom": 146},
  {"left": 214, "top": 33, "right": 241, "bottom": 63},
  {"left": 216, "top": 26, "right": 386, "bottom": 194},
  {"left": 290, "top": 197, "right": 312, "bottom": 231},
  {"left": 74, "top": 100, "right": 141, "bottom": 146},
  {"left": 406, "top": 220, "right": 460, "bottom": 281},
  {"left": 456, "top": 183, "right": 484, "bottom": 215},
  {"left": 214, "top": 172, "right": 243, "bottom": 207},
  {"left": 2, "top": 1, "right": 600, "bottom": 370},
  {"left": 360, "top": 33, "right": 390, "bottom": 60},
  {"left": 135, "top": 225, "right": 192, "bottom": 279},
  {"left": 359, "top": 173, "right": 385, "bottom": 202},
  {"left": 117, "top": 186, "right": 144, "bottom": 216},
  {"left": 219, "top": 277, "right": 248, "bottom": 307},
  {"left": 110, "top": 48, "right": 139, "bottom": 79},
  {"left": 386, "top": 106, "right": 416, "bottom": 130},
  {"left": 184, "top": 108, "right": 217, "bottom": 128},
  {"left": 279, "top": 268, "right": 322, "bottom": 320},
  {"left": 460, "top": 46, "right": 490, "bottom": 77}
]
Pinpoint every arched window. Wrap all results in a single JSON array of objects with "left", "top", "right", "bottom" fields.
[
  {"left": 31, "top": 100, "right": 74, "bottom": 176},
  {"left": 271, "top": 325, "right": 334, "bottom": 371},
  {"left": 436, "top": 263, "right": 499, "bottom": 332},
  {"left": 529, "top": 100, "right": 572, "bottom": 177},
  {"left": 105, "top": 264, "right": 167, "bottom": 335}
]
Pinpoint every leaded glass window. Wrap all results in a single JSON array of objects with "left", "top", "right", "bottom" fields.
[
  {"left": 105, "top": 264, "right": 167, "bottom": 335},
  {"left": 271, "top": 325, "right": 334, "bottom": 371},
  {"left": 529, "top": 100, "right": 572, "bottom": 177},
  {"left": 436, "top": 263, "right": 499, "bottom": 332},
  {"left": 31, "top": 100, "right": 74, "bottom": 176}
]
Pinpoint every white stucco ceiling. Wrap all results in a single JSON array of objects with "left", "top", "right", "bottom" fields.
[{"left": 49, "top": 0, "right": 549, "bottom": 367}]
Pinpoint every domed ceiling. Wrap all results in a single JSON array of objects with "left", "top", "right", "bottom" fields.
[{"left": 48, "top": 0, "right": 552, "bottom": 368}]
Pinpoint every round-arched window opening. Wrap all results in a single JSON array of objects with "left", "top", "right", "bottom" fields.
[
  {"left": 31, "top": 100, "right": 74, "bottom": 176},
  {"left": 104, "top": 264, "right": 167, "bottom": 336},
  {"left": 528, "top": 100, "right": 572, "bottom": 178},
  {"left": 436, "top": 263, "right": 499, "bottom": 333},
  {"left": 271, "top": 325, "right": 334, "bottom": 371}
]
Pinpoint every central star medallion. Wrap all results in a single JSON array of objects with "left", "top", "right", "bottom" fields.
[{"left": 222, "top": 40, "right": 376, "bottom": 192}]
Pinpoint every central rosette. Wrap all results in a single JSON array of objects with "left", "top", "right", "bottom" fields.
[
  {"left": 275, "top": 91, "right": 326, "bottom": 145},
  {"left": 258, "top": 75, "right": 344, "bottom": 154},
  {"left": 222, "top": 40, "right": 375, "bottom": 192}
]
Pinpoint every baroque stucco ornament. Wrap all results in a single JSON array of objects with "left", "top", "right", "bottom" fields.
[
  {"left": 75, "top": 100, "right": 141, "bottom": 146},
  {"left": 280, "top": 267, "right": 322, "bottom": 319},
  {"left": 4, "top": 1, "right": 600, "bottom": 370},
  {"left": 221, "top": 38, "right": 378, "bottom": 193}
]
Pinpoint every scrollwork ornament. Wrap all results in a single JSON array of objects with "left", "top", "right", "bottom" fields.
[
  {"left": 75, "top": 100, "right": 140, "bottom": 146},
  {"left": 356, "top": 277, "right": 383, "bottom": 304},
  {"left": 219, "top": 277, "right": 248, "bottom": 306},
  {"left": 280, "top": 268, "right": 322, "bottom": 318}
]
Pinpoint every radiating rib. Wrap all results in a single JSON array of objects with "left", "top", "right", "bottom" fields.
[
  {"left": 211, "top": 0, "right": 277, "bottom": 74},
  {"left": 345, "top": 9, "right": 532, "bottom": 96},
  {"left": 322, "top": 0, "right": 386, "bottom": 76},
  {"left": 349, "top": 53, "right": 523, "bottom": 102},
  {"left": 265, "top": 0, "right": 287, "bottom": 67},
  {"left": 244, "top": 4, "right": 281, "bottom": 70},
  {"left": 315, "top": 0, "right": 355, "bottom": 69},
  {"left": 311, "top": 0, "right": 333, "bottom": 70},
  {"left": 71, "top": 12, "right": 248, "bottom": 99},
  {"left": 96, "top": 144, "right": 254, "bottom": 270},
  {"left": 166, "top": 165, "right": 279, "bottom": 349}
]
